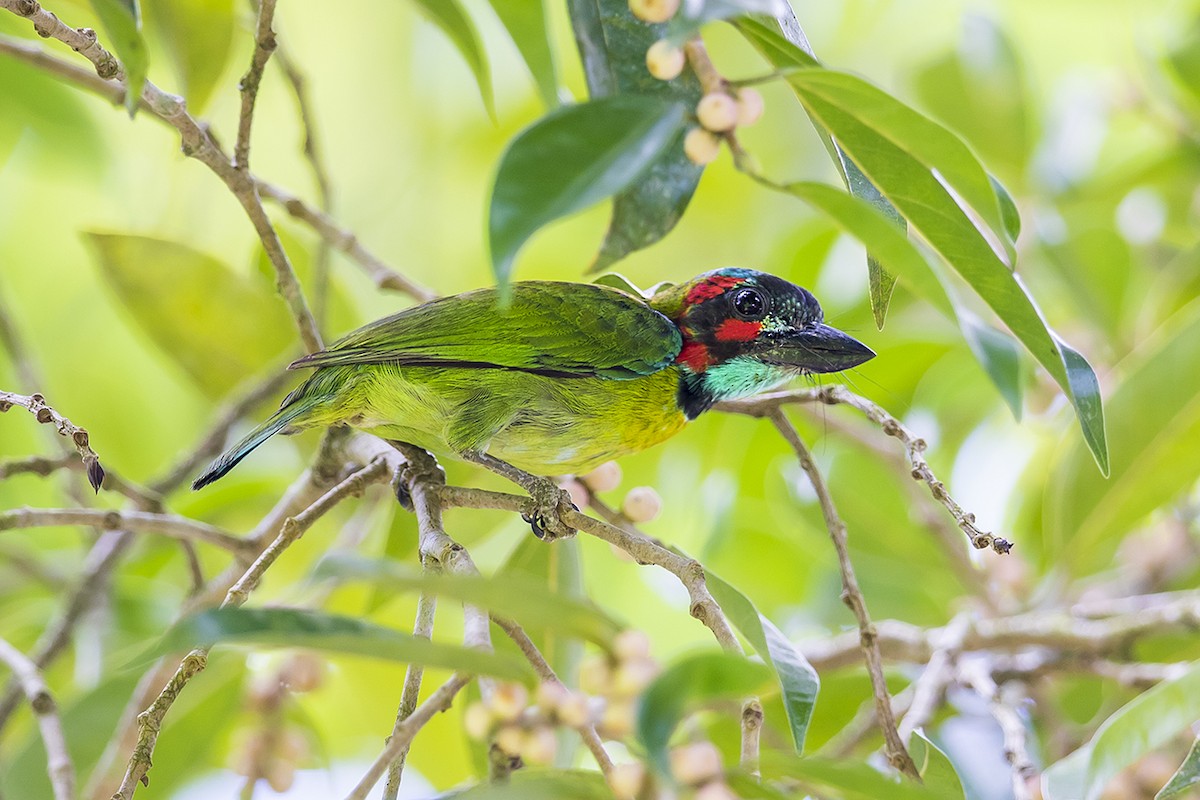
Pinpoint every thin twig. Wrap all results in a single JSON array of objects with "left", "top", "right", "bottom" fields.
[
  {"left": 0, "top": 636, "right": 75, "bottom": 800},
  {"left": 721, "top": 386, "right": 1012, "bottom": 554},
  {"left": 768, "top": 409, "right": 919, "bottom": 780},
  {"left": 960, "top": 659, "right": 1036, "bottom": 800},
  {"left": 0, "top": 507, "right": 255, "bottom": 556},
  {"left": 1, "top": 390, "right": 105, "bottom": 491},
  {"left": 741, "top": 699, "right": 764, "bottom": 778},
  {"left": 383, "top": 591, "right": 438, "bottom": 800},
  {"left": 234, "top": 0, "right": 278, "bottom": 172},
  {"left": 898, "top": 613, "right": 970, "bottom": 742}
]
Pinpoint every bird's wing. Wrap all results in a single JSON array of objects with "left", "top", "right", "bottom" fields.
[{"left": 289, "top": 282, "right": 683, "bottom": 379}]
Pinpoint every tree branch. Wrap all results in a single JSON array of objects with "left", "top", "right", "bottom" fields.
[
  {"left": 0, "top": 636, "right": 75, "bottom": 800},
  {"left": 1, "top": 390, "right": 105, "bottom": 491},
  {"left": 0, "top": 507, "right": 255, "bottom": 556},
  {"left": 234, "top": 0, "right": 278, "bottom": 172}
]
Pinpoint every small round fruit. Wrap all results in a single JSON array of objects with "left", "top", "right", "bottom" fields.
[
  {"left": 521, "top": 726, "right": 558, "bottom": 765},
  {"left": 646, "top": 39, "right": 685, "bottom": 81},
  {"left": 582, "top": 461, "right": 622, "bottom": 493},
  {"left": 695, "top": 780, "right": 739, "bottom": 800},
  {"left": 612, "top": 657, "right": 659, "bottom": 696},
  {"left": 488, "top": 683, "right": 528, "bottom": 722},
  {"left": 684, "top": 128, "right": 721, "bottom": 166},
  {"left": 622, "top": 486, "right": 662, "bottom": 523},
  {"left": 696, "top": 92, "right": 739, "bottom": 132},
  {"left": 464, "top": 702, "right": 494, "bottom": 740},
  {"left": 669, "top": 740, "right": 723, "bottom": 786},
  {"left": 736, "top": 87, "right": 765, "bottom": 127},
  {"left": 614, "top": 629, "right": 652, "bottom": 661},
  {"left": 579, "top": 654, "right": 612, "bottom": 695},
  {"left": 557, "top": 690, "right": 593, "bottom": 728},
  {"left": 628, "top": 0, "right": 680, "bottom": 24},
  {"left": 608, "top": 762, "right": 648, "bottom": 798},
  {"left": 495, "top": 724, "right": 524, "bottom": 757},
  {"left": 599, "top": 699, "right": 636, "bottom": 740}
]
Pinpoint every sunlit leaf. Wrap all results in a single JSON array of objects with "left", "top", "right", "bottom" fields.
[
  {"left": 86, "top": 233, "right": 295, "bottom": 398},
  {"left": 706, "top": 568, "right": 819, "bottom": 752},
  {"left": 489, "top": 95, "right": 686, "bottom": 292},
  {"left": 570, "top": 0, "right": 704, "bottom": 272},
  {"left": 636, "top": 651, "right": 772, "bottom": 776},
  {"left": 142, "top": 0, "right": 235, "bottom": 113},
  {"left": 1043, "top": 661, "right": 1200, "bottom": 800},
  {"left": 760, "top": 751, "right": 957, "bottom": 800},
  {"left": 1156, "top": 736, "right": 1200, "bottom": 800},
  {"left": 1047, "top": 298, "right": 1200, "bottom": 571},
  {"left": 910, "top": 732, "right": 967, "bottom": 799},
  {"left": 410, "top": 0, "right": 494, "bottom": 117},
  {"left": 137, "top": 607, "right": 534, "bottom": 682},
  {"left": 312, "top": 552, "right": 620, "bottom": 647},
  {"left": 487, "top": 0, "right": 558, "bottom": 107},
  {"left": 89, "top": 0, "right": 147, "bottom": 116}
]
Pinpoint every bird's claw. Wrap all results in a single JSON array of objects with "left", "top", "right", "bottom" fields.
[{"left": 522, "top": 483, "right": 578, "bottom": 541}]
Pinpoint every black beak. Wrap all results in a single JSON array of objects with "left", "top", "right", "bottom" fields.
[{"left": 761, "top": 323, "right": 875, "bottom": 374}]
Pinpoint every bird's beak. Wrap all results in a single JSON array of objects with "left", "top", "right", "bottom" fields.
[{"left": 758, "top": 323, "right": 875, "bottom": 374}]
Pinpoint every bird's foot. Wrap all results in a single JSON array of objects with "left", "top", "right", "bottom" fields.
[{"left": 520, "top": 478, "right": 578, "bottom": 541}]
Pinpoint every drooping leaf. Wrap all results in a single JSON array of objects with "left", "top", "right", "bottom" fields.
[
  {"left": 636, "top": 651, "right": 772, "bottom": 776},
  {"left": 442, "top": 769, "right": 612, "bottom": 799},
  {"left": 775, "top": 181, "right": 1023, "bottom": 415},
  {"left": 910, "top": 732, "right": 967, "bottom": 800},
  {"left": 410, "top": 0, "right": 494, "bottom": 117},
  {"left": 86, "top": 233, "right": 295, "bottom": 398},
  {"left": 1047, "top": 298, "right": 1200, "bottom": 571},
  {"left": 489, "top": 95, "right": 686, "bottom": 292},
  {"left": 142, "top": 0, "right": 235, "bottom": 113},
  {"left": 663, "top": 0, "right": 788, "bottom": 45},
  {"left": 89, "top": 0, "right": 147, "bottom": 116},
  {"left": 487, "top": 0, "right": 558, "bottom": 107},
  {"left": 136, "top": 607, "right": 534, "bottom": 682},
  {"left": 706, "top": 568, "right": 819, "bottom": 752},
  {"left": 737, "top": 13, "right": 906, "bottom": 328},
  {"left": 762, "top": 63, "right": 1103, "bottom": 471},
  {"left": 1156, "top": 736, "right": 1200, "bottom": 800},
  {"left": 312, "top": 552, "right": 620, "bottom": 647},
  {"left": 570, "top": 0, "right": 705, "bottom": 272},
  {"left": 1043, "top": 661, "right": 1200, "bottom": 800}
]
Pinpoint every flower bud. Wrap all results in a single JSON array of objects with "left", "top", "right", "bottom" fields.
[{"left": 488, "top": 683, "right": 528, "bottom": 722}]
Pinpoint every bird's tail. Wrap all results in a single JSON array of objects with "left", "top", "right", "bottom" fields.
[{"left": 192, "top": 387, "right": 322, "bottom": 490}]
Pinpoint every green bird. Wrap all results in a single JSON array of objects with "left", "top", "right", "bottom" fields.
[{"left": 193, "top": 268, "right": 873, "bottom": 534}]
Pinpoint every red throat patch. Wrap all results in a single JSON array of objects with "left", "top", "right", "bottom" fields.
[
  {"left": 684, "top": 275, "right": 743, "bottom": 305},
  {"left": 715, "top": 318, "right": 763, "bottom": 342},
  {"left": 676, "top": 341, "right": 711, "bottom": 372}
]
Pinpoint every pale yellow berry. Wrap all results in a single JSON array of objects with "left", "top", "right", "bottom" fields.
[
  {"left": 599, "top": 699, "right": 636, "bottom": 740},
  {"left": 521, "top": 726, "right": 558, "bottom": 765},
  {"left": 612, "top": 657, "right": 659, "bottom": 696},
  {"left": 266, "top": 760, "right": 296, "bottom": 793},
  {"left": 561, "top": 478, "right": 590, "bottom": 509},
  {"left": 669, "top": 740, "right": 724, "bottom": 786},
  {"left": 735, "top": 87, "right": 765, "bottom": 127},
  {"left": 579, "top": 654, "right": 612, "bottom": 695},
  {"left": 536, "top": 680, "right": 569, "bottom": 713},
  {"left": 695, "top": 779, "right": 739, "bottom": 800},
  {"left": 614, "top": 629, "right": 652, "bottom": 661},
  {"left": 646, "top": 39, "right": 686, "bottom": 81},
  {"left": 488, "top": 683, "right": 528, "bottom": 722},
  {"left": 582, "top": 461, "right": 622, "bottom": 493},
  {"left": 557, "top": 690, "right": 593, "bottom": 728},
  {"left": 495, "top": 724, "right": 525, "bottom": 757},
  {"left": 696, "top": 92, "right": 739, "bottom": 132},
  {"left": 628, "top": 0, "right": 680, "bottom": 24},
  {"left": 464, "top": 702, "right": 494, "bottom": 740},
  {"left": 281, "top": 652, "right": 325, "bottom": 693},
  {"left": 608, "top": 762, "right": 648, "bottom": 798},
  {"left": 622, "top": 486, "right": 662, "bottom": 523},
  {"left": 684, "top": 128, "right": 721, "bottom": 166}
]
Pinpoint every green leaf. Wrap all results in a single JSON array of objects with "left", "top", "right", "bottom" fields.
[
  {"left": 706, "top": 568, "right": 819, "bottom": 752},
  {"left": 775, "top": 181, "right": 1023, "bottom": 415},
  {"left": 592, "top": 272, "right": 650, "bottom": 297},
  {"left": 1047, "top": 298, "right": 1200, "bottom": 571},
  {"left": 89, "top": 0, "right": 147, "bottom": 117},
  {"left": 1043, "top": 661, "right": 1200, "bottom": 800},
  {"left": 663, "top": 0, "right": 788, "bottom": 45},
  {"left": 737, "top": 14, "right": 906, "bottom": 328},
  {"left": 312, "top": 553, "right": 620, "bottom": 647},
  {"left": 760, "top": 751, "right": 956, "bottom": 800},
  {"left": 410, "top": 0, "right": 494, "bottom": 117},
  {"left": 569, "top": 0, "right": 705, "bottom": 272},
  {"left": 636, "top": 651, "right": 772, "bottom": 776},
  {"left": 85, "top": 233, "right": 295, "bottom": 398},
  {"left": 774, "top": 66, "right": 1104, "bottom": 471},
  {"left": 443, "top": 769, "right": 612, "bottom": 799},
  {"left": 1156, "top": 736, "right": 1200, "bottom": 800},
  {"left": 910, "top": 732, "right": 967, "bottom": 799},
  {"left": 136, "top": 607, "right": 534, "bottom": 682},
  {"left": 142, "top": 0, "right": 235, "bottom": 113},
  {"left": 488, "top": 95, "right": 686, "bottom": 292},
  {"left": 487, "top": 0, "right": 558, "bottom": 107}
]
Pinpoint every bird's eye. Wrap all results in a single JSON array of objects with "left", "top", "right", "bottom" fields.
[{"left": 731, "top": 287, "right": 767, "bottom": 320}]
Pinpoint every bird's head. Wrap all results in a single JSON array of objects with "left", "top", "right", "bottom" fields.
[{"left": 650, "top": 268, "right": 875, "bottom": 418}]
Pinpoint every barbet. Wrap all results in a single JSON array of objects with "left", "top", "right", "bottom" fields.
[{"left": 193, "top": 268, "right": 874, "bottom": 535}]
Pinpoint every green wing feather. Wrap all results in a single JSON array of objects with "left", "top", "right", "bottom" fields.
[{"left": 290, "top": 282, "right": 682, "bottom": 379}]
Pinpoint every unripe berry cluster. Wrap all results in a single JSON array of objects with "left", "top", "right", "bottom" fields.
[
  {"left": 464, "top": 680, "right": 595, "bottom": 765},
  {"left": 572, "top": 461, "right": 663, "bottom": 524},
  {"left": 608, "top": 738, "right": 736, "bottom": 799}
]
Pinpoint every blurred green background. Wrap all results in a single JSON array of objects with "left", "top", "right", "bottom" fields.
[{"left": 1, "top": 0, "right": 1199, "bottom": 797}]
